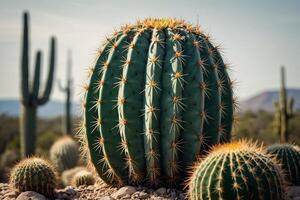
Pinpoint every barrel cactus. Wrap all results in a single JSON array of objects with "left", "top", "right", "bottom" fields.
[
  {"left": 61, "top": 166, "right": 86, "bottom": 187},
  {"left": 72, "top": 171, "right": 95, "bottom": 187},
  {"left": 50, "top": 136, "right": 79, "bottom": 172},
  {"left": 81, "top": 18, "right": 234, "bottom": 187},
  {"left": 267, "top": 143, "right": 300, "bottom": 186},
  {"left": 9, "top": 157, "right": 56, "bottom": 197},
  {"left": 188, "top": 141, "right": 287, "bottom": 200}
]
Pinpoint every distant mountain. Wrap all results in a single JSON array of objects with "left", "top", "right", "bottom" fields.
[
  {"left": 0, "top": 99, "right": 80, "bottom": 118},
  {"left": 1, "top": 89, "right": 300, "bottom": 117},
  {"left": 240, "top": 89, "right": 300, "bottom": 112}
]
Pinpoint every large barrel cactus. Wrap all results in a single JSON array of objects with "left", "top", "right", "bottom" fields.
[
  {"left": 188, "top": 141, "right": 287, "bottom": 200},
  {"left": 82, "top": 18, "right": 234, "bottom": 187},
  {"left": 267, "top": 143, "right": 300, "bottom": 186}
]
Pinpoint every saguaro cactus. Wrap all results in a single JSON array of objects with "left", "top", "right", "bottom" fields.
[
  {"left": 81, "top": 18, "right": 234, "bottom": 187},
  {"left": 58, "top": 50, "right": 73, "bottom": 135},
  {"left": 273, "top": 67, "right": 294, "bottom": 143},
  {"left": 20, "top": 12, "right": 56, "bottom": 157}
]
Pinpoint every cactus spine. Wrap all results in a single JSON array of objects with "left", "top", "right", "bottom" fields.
[
  {"left": 274, "top": 66, "right": 294, "bottom": 143},
  {"left": 58, "top": 50, "right": 73, "bottom": 135},
  {"left": 81, "top": 19, "right": 234, "bottom": 187},
  {"left": 20, "top": 12, "right": 56, "bottom": 157},
  {"left": 188, "top": 141, "right": 287, "bottom": 200},
  {"left": 267, "top": 143, "right": 300, "bottom": 186},
  {"left": 9, "top": 157, "right": 57, "bottom": 197},
  {"left": 50, "top": 136, "right": 79, "bottom": 172}
]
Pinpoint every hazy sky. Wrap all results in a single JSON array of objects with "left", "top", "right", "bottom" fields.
[{"left": 0, "top": 0, "right": 300, "bottom": 102}]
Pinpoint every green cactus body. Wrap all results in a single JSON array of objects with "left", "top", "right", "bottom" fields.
[
  {"left": 9, "top": 157, "right": 57, "bottom": 197},
  {"left": 188, "top": 141, "right": 287, "bottom": 200},
  {"left": 267, "top": 143, "right": 300, "bottom": 186},
  {"left": 72, "top": 171, "right": 95, "bottom": 187},
  {"left": 50, "top": 136, "right": 79, "bottom": 172},
  {"left": 20, "top": 12, "right": 56, "bottom": 157},
  {"left": 82, "top": 19, "right": 234, "bottom": 187}
]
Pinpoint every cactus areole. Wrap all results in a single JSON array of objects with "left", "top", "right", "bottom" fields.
[{"left": 83, "top": 18, "right": 234, "bottom": 187}]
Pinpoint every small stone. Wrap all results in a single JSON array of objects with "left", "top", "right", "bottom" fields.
[
  {"left": 138, "top": 191, "right": 150, "bottom": 199},
  {"left": 288, "top": 187, "right": 300, "bottom": 197},
  {"left": 131, "top": 192, "right": 140, "bottom": 198},
  {"left": 87, "top": 185, "right": 94, "bottom": 190},
  {"left": 121, "top": 194, "right": 131, "bottom": 199},
  {"left": 170, "top": 190, "right": 177, "bottom": 198},
  {"left": 16, "top": 191, "right": 46, "bottom": 200},
  {"left": 3, "top": 191, "right": 17, "bottom": 198},
  {"left": 100, "top": 196, "right": 115, "bottom": 200},
  {"left": 155, "top": 187, "right": 166, "bottom": 196},
  {"left": 112, "top": 186, "right": 136, "bottom": 199},
  {"left": 65, "top": 186, "right": 77, "bottom": 196}
]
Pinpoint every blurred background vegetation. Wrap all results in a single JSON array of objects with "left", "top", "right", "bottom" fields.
[
  {"left": 0, "top": 115, "right": 80, "bottom": 182},
  {"left": 0, "top": 110, "right": 299, "bottom": 182}
]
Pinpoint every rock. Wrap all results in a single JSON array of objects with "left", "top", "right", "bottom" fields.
[
  {"left": 170, "top": 190, "right": 177, "bottom": 198},
  {"left": 100, "top": 196, "right": 115, "bottom": 200},
  {"left": 121, "top": 194, "right": 131, "bottom": 199},
  {"left": 16, "top": 191, "right": 46, "bottom": 200},
  {"left": 155, "top": 187, "right": 167, "bottom": 196},
  {"left": 138, "top": 191, "right": 150, "bottom": 199},
  {"left": 65, "top": 185, "right": 77, "bottom": 196},
  {"left": 3, "top": 191, "right": 17, "bottom": 198},
  {"left": 111, "top": 186, "right": 136, "bottom": 199},
  {"left": 288, "top": 186, "right": 300, "bottom": 197}
]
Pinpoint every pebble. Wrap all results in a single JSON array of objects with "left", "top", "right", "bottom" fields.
[
  {"left": 3, "top": 191, "right": 17, "bottom": 198},
  {"left": 111, "top": 186, "right": 136, "bottom": 199},
  {"left": 16, "top": 191, "right": 46, "bottom": 200},
  {"left": 155, "top": 187, "right": 167, "bottom": 195},
  {"left": 100, "top": 196, "right": 115, "bottom": 200},
  {"left": 289, "top": 187, "right": 300, "bottom": 197},
  {"left": 138, "top": 191, "right": 150, "bottom": 199}
]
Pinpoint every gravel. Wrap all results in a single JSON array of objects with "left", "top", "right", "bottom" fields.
[
  {"left": 0, "top": 182, "right": 185, "bottom": 200},
  {"left": 1, "top": 182, "right": 300, "bottom": 200}
]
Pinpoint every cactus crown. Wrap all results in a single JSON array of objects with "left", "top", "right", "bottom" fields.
[
  {"left": 50, "top": 136, "right": 79, "bottom": 172},
  {"left": 81, "top": 17, "right": 234, "bottom": 187},
  {"left": 135, "top": 18, "right": 195, "bottom": 29},
  {"left": 267, "top": 143, "right": 300, "bottom": 186},
  {"left": 9, "top": 157, "right": 57, "bottom": 197},
  {"left": 188, "top": 140, "right": 287, "bottom": 200},
  {"left": 208, "top": 140, "right": 260, "bottom": 155}
]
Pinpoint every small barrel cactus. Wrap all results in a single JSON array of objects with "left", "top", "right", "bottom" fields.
[
  {"left": 72, "top": 171, "right": 95, "bottom": 187},
  {"left": 81, "top": 18, "right": 234, "bottom": 187},
  {"left": 267, "top": 143, "right": 300, "bottom": 186},
  {"left": 188, "top": 141, "right": 287, "bottom": 200},
  {"left": 50, "top": 136, "right": 79, "bottom": 172},
  {"left": 9, "top": 157, "right": 56, "bottom": 197},
  {"left": 61, "top": 166, "right": 86, "bottom": 187}
]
